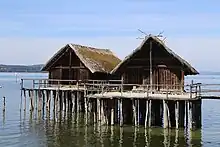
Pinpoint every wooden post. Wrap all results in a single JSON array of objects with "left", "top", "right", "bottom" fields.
[
  {"left": 137, "top": 99, "right": 140, "bottom": 126},
  {"left": 188, "top": 101, "right": 193, "bottom": 130},
  {"left": 191, "top": 100, "right": 202, "bottom": 129},
  {"left": 97, "top": 98, "right": 101, "bottom": 123},
  {"left": 53, "top": 90, "right": 56, "bottom": 112},
  {"left": 42, "top": 90, "right": 45, "bottom": 112},
  {"left": 77, "top": 91, "right": 80, "bottom": 112},
  {"left": 100, "top": 99, "right": 105, "bottom": 125},
  {"left": 38, "top": 90, "right": 42, "bottom": 112},
  {"left": 121, "top": 74, "right": 124, "bottom": 96},
  {"left": 145, "top": 100, "right": 149, "bottom": 128},
  {"left": 35, "top": 90, "right": 38, "bottom": 111},
  {"left": 85, "top": 96, "right": 88, "bottom": 125},
  {"left": 181, "top": 70, "right": 184, "bottom": 92},
  {"left": 23, "top": 90, "right": 26, "bottom": 111},
  {"left": 149, "top": 41, "right": 153, "bottom": 91},
  {"left": 93, "top": 99, "right": 97, "bottom": 124},
  {"left": 29, "top": 90, "right": 34, "bottom": 111},
  {"left": 69, "top": 48, "right": 72, "bottom": 82},
  {"left": 72, "top": 92, "right": 75, "bottom": 113},
  {"left": 56, "top": 90, "right": 59, "bottom": 112},
  {"left": 3, "top": 96, "right": 5, "bottom": 112},
  {"left": 111, "top": 98, "right": 114, "bottom": 126},
  {"left": 175, "top": 101, "right": 179, "bottom": 129},
  {"left": 132, "top": 99, "right": 137, "bottom": 127},
  {"left": 163, "top": 100, "right": 168, "bottom": 129},
  {"left": 119, "top": 98, "right": 123, "bottom": 127},
  {"left": 179, "top": 101, "right": 185, "bottom": 128},
  {"left": 63, "top": 91, "right": 66, "bottom": 111},
  {"left": 185, "top": 101, "right": 188, "bottom": 127},
  {"left": 148, "top": 100, "right": 152, "bottom": 127},
  {"left": 46, "top": 90, "right": 51, "bottom": 111},
  {"left": 20, "top": 79, "right": 24, "bottom": 111}
]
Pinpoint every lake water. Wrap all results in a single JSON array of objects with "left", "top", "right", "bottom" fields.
[{"left": 1, "top": 72, "right": 220, "bottom": 147}]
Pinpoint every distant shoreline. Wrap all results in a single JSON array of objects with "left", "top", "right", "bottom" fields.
[{"left": 0, "top": 64, "right": 45, "bottom": 73}]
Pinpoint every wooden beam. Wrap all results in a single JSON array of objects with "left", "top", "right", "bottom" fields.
[
  {"left": 69, "top": 50, "right": 72, "bottom": 80},
  {"left": 53, "top": 66, "right": 86, "bottom": 69},
  {"left": 131, "top": 58, "right": 179, "bottom": 61},
  {"left": 126, "top": 65, "right": 186, "bottom": 70}
]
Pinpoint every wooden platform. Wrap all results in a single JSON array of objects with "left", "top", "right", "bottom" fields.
[
  {"left": 20, "top": 78, "right": 204, "bottom": 129},
  {"left": 24, "top": 85, "right": 85, "bottom": 91},
  {"left": 87, "top": 91, "right": 198, "bottom": 100}
]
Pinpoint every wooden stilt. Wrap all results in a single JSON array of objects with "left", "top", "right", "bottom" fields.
[
  {"left": 63, "top": 91, "right": 66, "bottom": 111},
  {"left": 29, "top": 90, "right": 34, "bottom": 111},
  {"left": 77, "top": 92, "right": 80, "bottom": 112},
  {"left": 119, "top": 98, "right": 123, "bottom": 127},
  {"left": 167, "top": 102, "right": 171, "bottom": 128},
  {"left": 72, "top": 92, "right": 75, "bottom": 113},
  {"left": 97, "top": 98, "right": 101, "bottom": 123},
  {"left": 35, "top": 90, "right": 38, "bottom": 111},
  {"left": 85, "top": 97, "right": 88, "bottom": 125},
  {"left": 100, "top": 99, "right": 105, "bottom": 125},
  {"left": 56, "top": 90, "right": 59, "bottom": 112},
  {"left": 93, "top": 99, "right": 97, "bottom": 124},
  {"left": 185, "top": 101, "right": 188, "bottom": 127},
  {"left": 132, "top": 99, "right": 137, "bottom": 127},
  {"left": 163, "top": 100, "right": 168, "bottom": 129},
  {"left": 38, "top": 90, "right": 42, "bottom": 112},
  {"left": 145, "top": 100, "right": 149, "bottom": 128},
  {"left": 23, "top": 90, "right": 26, "bottom": 111},
  {"left": 148, "top": 100, "right": 152, "bottom": 127},
  {"left": 111, "top": 98, "right": 114, "bottom": 126},
  {"left": 188, "top": 101, "right": 193, "bottom": 130},
  {"left": 42, "top": 90, "right": 45, "bottom": 112},
  {"left": 46, "top": 90, "right": 51, "bottom": 111},
  {"left": 53, "top": 90, "right": 56, "bottom": 112},
  {"left": 175, "top": 101, "right": 179, "bottom": 129},
  {"left": 137, "top": 99, "right": 140, "bottom": 126},
  {"left": 3, "top": 96, "right": 5, "bottom": 112}
]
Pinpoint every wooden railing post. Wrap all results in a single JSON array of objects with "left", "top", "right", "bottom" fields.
[
  {"left": 190, "top": 81, "right": 193, "bottom": 99},
  {"left": 199, "top": 84, "right": 201, "bottom": 97},
  {"left": 121, "top": 77, "right": 124, "bottom": 96},
  {"left": 21, "top": 79, "right": 24, "bottom": 90}
]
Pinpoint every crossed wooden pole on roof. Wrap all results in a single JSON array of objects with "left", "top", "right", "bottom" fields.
[{"left": 136, "top": 29, "right": 166, "bottom": 42}]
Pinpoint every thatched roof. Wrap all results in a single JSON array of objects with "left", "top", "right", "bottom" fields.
[
  {"left": 41, "top": 44, "right": 121, "bottom": 73},
  {"left": 111, "top": 36, "right": 199, "bottom": 75}
]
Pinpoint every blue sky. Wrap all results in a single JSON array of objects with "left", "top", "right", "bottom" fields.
[{"left": 0, "top": 0, "right": 219, "bottom": 71}]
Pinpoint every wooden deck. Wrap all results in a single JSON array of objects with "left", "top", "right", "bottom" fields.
[{"left": 21, "top": 78, "right": 201, "bottom": 100}]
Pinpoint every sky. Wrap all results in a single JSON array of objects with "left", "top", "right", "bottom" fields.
[{"left": 0, "top": 0, "right": 219, "bottom": 72}]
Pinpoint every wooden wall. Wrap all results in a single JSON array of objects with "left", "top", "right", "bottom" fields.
[
  {"left": 47, "top": 47, "right": 110, "bottom": 83},
  {"left": 116, "top": 39, "right": 185, "bottom": 91}
]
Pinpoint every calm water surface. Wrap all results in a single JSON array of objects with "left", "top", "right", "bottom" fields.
[{"left": 0, "top": 73, "right": 220, "bottom": 147}]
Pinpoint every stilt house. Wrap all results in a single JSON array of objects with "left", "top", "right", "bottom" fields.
[
  {"left": 41, "top": 44, "right": 121, "bottom": 84},
  {"left": 111, "top": 36, "right": 199, "bottom": 92}
]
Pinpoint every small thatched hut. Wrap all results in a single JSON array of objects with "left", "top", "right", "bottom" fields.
[
  {"left": 41, "top": 44, "right": 121, "bottom": 84},
  {"left": 111, "top": 36, "right": 199, "bottom": 91}
]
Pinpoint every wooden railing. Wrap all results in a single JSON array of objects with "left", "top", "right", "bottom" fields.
[{"left": 20, "top": 78, "right": 203, "bottom": 97}]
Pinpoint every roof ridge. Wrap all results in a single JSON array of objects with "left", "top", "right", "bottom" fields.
[{"left": 70, "top": 43, "right": 112, "bottom": 52}]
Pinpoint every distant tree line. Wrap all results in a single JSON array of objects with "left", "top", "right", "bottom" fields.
[{"left": 0, "top": 64, "right": 44, "bottom": 72}]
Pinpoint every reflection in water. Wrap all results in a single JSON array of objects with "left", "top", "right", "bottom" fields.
[{"left": 16, "top": 110, "right": 202, "bottom": 147}]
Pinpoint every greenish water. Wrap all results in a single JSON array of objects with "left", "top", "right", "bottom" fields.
[{"left": 1, "top": 73, "right": 220, "bottom": 147}]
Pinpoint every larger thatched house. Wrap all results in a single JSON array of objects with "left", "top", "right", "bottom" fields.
[
  {"left": 111, "top": 36, "right": 199, "bottom": 91},
  {"left": 41, "top": 44, "right": 121, "bottom": 84}
]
